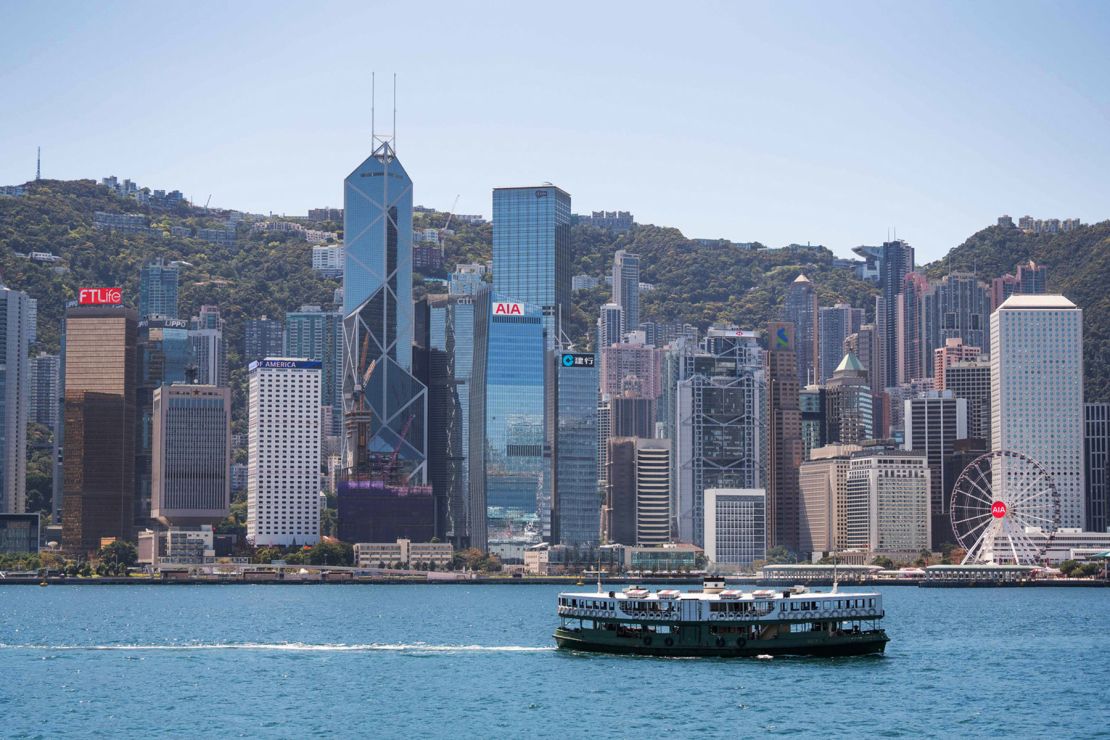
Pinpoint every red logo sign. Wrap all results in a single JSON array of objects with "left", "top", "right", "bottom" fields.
[
  {"left": 78, "top": 287, "right": 122, "bottom": 305},
  {"left": 492, "top": 302, "right": 524, "bottom": 316},
  {"left": 991, "top": 501, "right": 1008, "bottom": 519}
]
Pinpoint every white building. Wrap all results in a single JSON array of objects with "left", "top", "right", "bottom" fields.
[
  {"left": 312, "top": 245, "right": 344, "bottom": 278},
  {"left": 0, "top": 286, "right": 32, "bottom": 513},
  {"left": 353, "top": 539, "right": 454, "bottom": 568},
  {"left": 247, "top": 358, "right": 322, "bottom": 546},
  {"left": 798, "top": 444, "right": 862, "bottom": 556},
  {"left": 991, "top": 295, "right": 1085, "bottom": 528},
  {"left": 703, "top": 488, "right": 766, "bottom": 567},
  {"left": 845, "top": 449, "right": 931, "bottom": 555}
]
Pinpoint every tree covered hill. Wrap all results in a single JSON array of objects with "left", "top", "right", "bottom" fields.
[{"left": 924, "top": 222, "right": 1110, "bottom": 401}]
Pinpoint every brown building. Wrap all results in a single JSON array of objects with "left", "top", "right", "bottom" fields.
[
  {"left": 61, "top": 306, "right": 138, "bottom": 555},
  {"left": 765, "top": 321, "right": 803, "bottom": 552},
  {"left": 603, "top": 437, "right": 670, "bottom": 546}
]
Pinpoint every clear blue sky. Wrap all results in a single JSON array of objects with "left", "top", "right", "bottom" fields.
[{"left": 2, "top": 1, "right": 1108, "bottom": 262}]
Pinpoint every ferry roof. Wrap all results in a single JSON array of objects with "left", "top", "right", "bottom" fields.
[{"left": 560, "top": 587, "right": 879, "bottom": 601}]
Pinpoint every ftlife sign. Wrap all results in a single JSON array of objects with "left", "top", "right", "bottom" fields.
[
  {"left": 78, "top": 287, "right": 122, "bottom": 305},
  {"left": 492, "top": 302, "right": 525, "bottom": 316}
]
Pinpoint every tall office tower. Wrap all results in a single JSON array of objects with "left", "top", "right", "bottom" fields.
[
  {"left": 600, "top": 341, "right": 662, "bottom": 399},
  {"left": 799, "top": 386, "right": 826, "bottom": 461},
  {"left": 991, "top": 273, "right": 1020, "bottom": 310},
  {"left": 449, "top": 263, "right": 487, "bottom": 296},
  {"left": 991, "top": 295, "right": 1085, "bottom": 528},
  {"left": 135, "top": 317, "right": 193, "bottom": 522},
  {"left": 341, "top": 139, "right": 427, "bottom": 483},
  {"left": 824, "top": 353, "right": 874, "bottom": 446},
  {"left": 188, "top": 306, "right": 227, "bottom": 387},
  {"left": 896, "top": 272, "right": 929, "bottom": 384},
  {"left": 285, "top": 306, "right": 343, "bottom": 438},
  {"left": 138, "top": 258, "right": 179, "bottom": 319},
  {"left": 676, "top": 328, "right": 765, "bottom": 546},
  {"left": 468, "top": 293, "right": 546, "bottom": 552},
  {"left": 904, "top": 391, "right": 968, "bottom": 548},
  {"left": 798, "top": 444, "right": 861, "bottom": 557},
  {"left": 553, "top": 349, "right": 599, "bottom": 547},
  {"left": 26, "top": 297, "right": 37, "bottom": 345},
  {"left": 597, "top": 303, "right": 624, "bottom": 350},
  {"left": 603, "top": 437, "right": 670, "bottom": 546},
  {"left": 596, "top": 390, "right": 655, "bottom": 494},
  {"left": 61, "top": 304, "right": 138, "bottom": 554},
  {"left": 844, "top": 322, "right": 886, "bottom": 437},
  {"left": 0, "top": 286, "right": 32, "bottom": 512},
  {"left": 612, "top": 249, "right": 641, "bottom": 331},
  {"left": 845, "top": 448, "right": 931, "bottom": 555},
  {"left": 245, "top": 316, "right": 284, "bottom": 363},
  {"left": 1085, "top": 403, "right": 1110, "bottom": 534},
  {"left": 783, "top": 274, "right": 818, "bottom": 387},
  {"left": 492, "top": 184, "right": 572, "bottom": 348},
  {"left": 1016, "top": 260, "right": 1047, "bottom": 294},
  {"left": 29, "top": 352, "right": 59, "bottom": 431},
  {"left": 247, "top": 358, "right": 321, "bottom": 546},
  {"left": 933, "top": 338, "right": 982, "bottom": 391},
  {"left": 817, "top": 304, "right": 863, "bottom": 384},
  {"left": 765, "top": 321, "right": 803, "bottom": 552},
  {"left": 704, "top": 488, "right": 766, "bottom": 567},
  {"left": 875, "top": 240, "right": 915, "bottom": 393},
  {"left": 428, "top": 291, "right": 479, "bottom": 548},
  {"left": 921, "top": 273, "right": 991, "bottom": 377},
  {"left": 151, "top": 384, "right": 230, "bottom": 526}
]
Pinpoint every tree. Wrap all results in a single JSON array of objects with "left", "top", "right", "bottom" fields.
[
  {"left": 871, "top": 556, "right": 896, "bottom": 570},
  {"left": 765, "top": 546, "right": 794, "bottom": 565},
  {"left": 97, "top": 540, "right": 138, "bottom": 568}
]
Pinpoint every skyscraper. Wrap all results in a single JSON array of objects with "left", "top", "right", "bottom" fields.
[
  {"left": 933, "top": 338, "right": 982, "bottom": 391},
  {"left": 468, "top": 293, "right": 546, "bottom": 552},
  {"left": 991, "top": 295, "right": 1085, "bottom": 528},
  {"left": 597, "top": 303, "right": 624, "bottom": 349},
  {"left": 903, "top": 390, "right": 967, "bottom": 548},
  {"left": 600, "top": 341, "right": 662, "bottom": 399},
  {"left": 921, "top": 273, "right": 991, "bottom": 377},
  {"left": 61, "top": 304, "right": 138, "bottom": 554},
  {"left": 151, "top": 384, "right": 231, "bottom": 526},
  {"left": 245, "top": 316, "right": 284, "bottom": 363},
  {"left": 492, "top": 184, "right": 571, "bottom": 347},
  {"left": 1016, "top": 260, "right": 1047, "bottom": 294},
  {"left": 875, "top": 239, "right": 915, "bottom": 393},
  {"left": 285, "top": 306, "right": 343, "bottom": 438},
  {"left": 765, "top": 321, "right": 803, "bottom": 552},
  {"left": 704, "top": 488, "right": 766, "bottom": 567},
  {"left": 553, "top": 350, "right": 599, "bottom": 547},
  {"left": 0, "top": 286, "right": 32, "bottom": 512},
  {"left": 845, "top": 448, "right": 930, "bottom": 554},
  {"left": 783, "top": 274, "right": 817, "bottom": 387},
  {"left": 798, "top": 444, "right": 860, "bottom": 557},
  {"left": 341, "top": 140, "right": 427, "bottom": 483},
  {"left": 824, "top": 353, "right": 874, "bottom": 446},
  {"left": 247, "top": 358, "right": 321, "bottom": 546},
  {"left": 896, "top": 272, "right": 929, "bottom": 384},
  {"left": 675, "top": 329, "right": 764, "bottom": 546},
  {"left": 612, "top": 249, "right": 641, "bottom": 332},
  {"left": 817, "top": 304, "right": 863, "bottom": 384},
  {"left": 29, "top": 352, "right": 59, "bottom": 432},
  {"left": 188, "top": 306, "right": 226, "bottom": 387},
  {"left": 139, "top": 258, "right": 179, "bottom": 320},
  {"left": 1085, "top": 403, "right": 1110, "bottom": 534},
  {"left": 603, "top": 437, "right": 670, "bottom": 546}
]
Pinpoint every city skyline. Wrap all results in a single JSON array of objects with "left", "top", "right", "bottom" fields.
[{"left": 2, "top": 2, "right": 1110, "bottom": 262}]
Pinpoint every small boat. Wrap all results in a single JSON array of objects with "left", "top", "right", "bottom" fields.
[{"left": 553, "top": 578, "right": 889, "bottom": 658}]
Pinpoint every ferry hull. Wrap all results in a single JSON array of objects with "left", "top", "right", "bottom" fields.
[{"left": 553, "top": 628, "right": 888, "bottom": 658}]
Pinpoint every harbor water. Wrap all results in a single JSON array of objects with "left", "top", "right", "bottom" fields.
[{"left": 0, "top": 584, "right": 1107, "bottom": 738}]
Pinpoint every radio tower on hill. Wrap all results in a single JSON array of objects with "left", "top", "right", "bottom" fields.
[{"left": 36, "top": 147, "right": 41, "bottom": 180}]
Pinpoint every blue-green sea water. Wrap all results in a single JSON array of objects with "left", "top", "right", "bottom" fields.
[{"left": 1, "top": 584, "right": 1108, "bottom": 738}]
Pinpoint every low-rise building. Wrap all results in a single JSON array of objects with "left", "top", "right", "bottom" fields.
[
  {"left": 353, "top": 539, "right": 454, "bottom": 568},
  {"left": 0, "top": 514, "right": 40, "bottom": 554}
]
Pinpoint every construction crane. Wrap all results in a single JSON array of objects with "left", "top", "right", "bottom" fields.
[
  {"left": 439, "top": 195, "right": 460, "bottom": 261},
  {"left": 204, "top": 194, "right": 212, "bottom": 211},
  {"left": 385, "top": 412, "right": 416, "bottom": 483}
]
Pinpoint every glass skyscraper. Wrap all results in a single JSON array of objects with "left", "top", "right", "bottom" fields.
[
  {"left": 284, "top": 306, "right": 343, "bottom": 437},
  {"left": 553, "top": 351, "right": 599, "bottom": 547},
  {"left": 492, "top": 184, "right": 571, "bottom": 347},
  {"left": 139, "top": 258, "right": 179, "bottom": 320},
  {"left": 341, "top": 141, "right": 427, "bottom": 482},
  {"left": 469, "top": 292, "right": 546, "bottom": 551}
]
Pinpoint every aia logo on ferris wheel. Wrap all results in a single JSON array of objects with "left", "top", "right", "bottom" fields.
[{"left": 991, "top": 501, "right": 1008, "bottom": 519}]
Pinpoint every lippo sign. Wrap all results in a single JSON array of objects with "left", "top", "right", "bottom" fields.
[
  {"left": 492, "top": 301, "right": 525, "bottom": 316},
  {"left": 78, "top": 287, "right": 122, "bottom": 305}
]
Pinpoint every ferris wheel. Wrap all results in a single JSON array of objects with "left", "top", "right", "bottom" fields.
[{"left": 949, "top": 450, "right": 1061, "bottom": 566}]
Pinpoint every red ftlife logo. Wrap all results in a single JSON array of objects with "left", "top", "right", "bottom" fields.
[
  {"left": 78, "top": 287, "right": 122, "bottom": 305},
  {"left": 492, "top": 302, "right": 524, "bottom": 316},
  {"left": 991, "top": 501, "right": 1008, "bottom": 519}
]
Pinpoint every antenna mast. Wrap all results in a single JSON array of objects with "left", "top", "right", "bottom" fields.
[{"left": 36, "top": 147, "right": 41, "bottom": 181}]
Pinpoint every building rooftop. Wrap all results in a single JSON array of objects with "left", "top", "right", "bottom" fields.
[
  {"left": 997, "top": 294, "right": 1076, "bottom": 310},
  {"left": 834, "top": 351, "right": 865, "bottom": 374},
  {"left": 793, "top": 273, "right": 811, "bottom": 284}
]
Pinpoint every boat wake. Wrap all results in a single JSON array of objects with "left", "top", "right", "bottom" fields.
[{"left": 0, "top": 642, "right": 554, "bottom": 653}]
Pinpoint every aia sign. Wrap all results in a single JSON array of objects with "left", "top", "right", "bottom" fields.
[
  {"left": 78, "top": 287, "right": 122, "bottom": 305},
  {"left": 492, "top": 301, "right": 524, "bottom": 316},
  {"left": 991, "top": 500, "right": 1008, "bottom": 519}
]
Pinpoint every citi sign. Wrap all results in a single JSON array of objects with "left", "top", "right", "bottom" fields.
[
  {"left": 78, "top": 287, "right": 122, "bottom": 305},
  {"left": 492, "top": 302, "right": 525, "bottom": 316}
]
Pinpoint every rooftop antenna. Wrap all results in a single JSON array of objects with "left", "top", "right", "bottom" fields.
[
  {"left": 36, "top": 147, "right": 41, "bottom": 181},
  {"left": 393, "top": 72, "right": 397, "bottom": 155}
]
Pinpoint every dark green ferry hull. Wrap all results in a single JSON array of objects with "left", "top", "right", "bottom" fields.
[{"left": 554, "top": 627, "right": 888, "bottom": 658}]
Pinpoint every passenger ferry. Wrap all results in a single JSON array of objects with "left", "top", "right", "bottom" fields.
[{"left": 554, "top": 578, "right": 888, "bottom": 657}]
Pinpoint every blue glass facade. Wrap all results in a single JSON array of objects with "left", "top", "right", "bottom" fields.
[
  {"left": 139, "top": 259, "right": 179, "bottom": 320},
  {"left": 341, "top": 143, "right": 427, "bottom": 481},
  {"left": 469, "top": 292, "right": 546, "bottom": 551},
  {"left": 554, "top": 353, "right": 599, "bottom": 546},
  {"left": 492, "top": 185, "right": 571, "bottom": 347},
  {"left": 284, "top": 307, "right": 343, "bottom": 437}
]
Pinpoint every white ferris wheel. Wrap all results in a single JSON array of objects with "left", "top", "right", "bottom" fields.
[{"left": 949, "top": 450, "right": 1061, "bottom": 566}]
